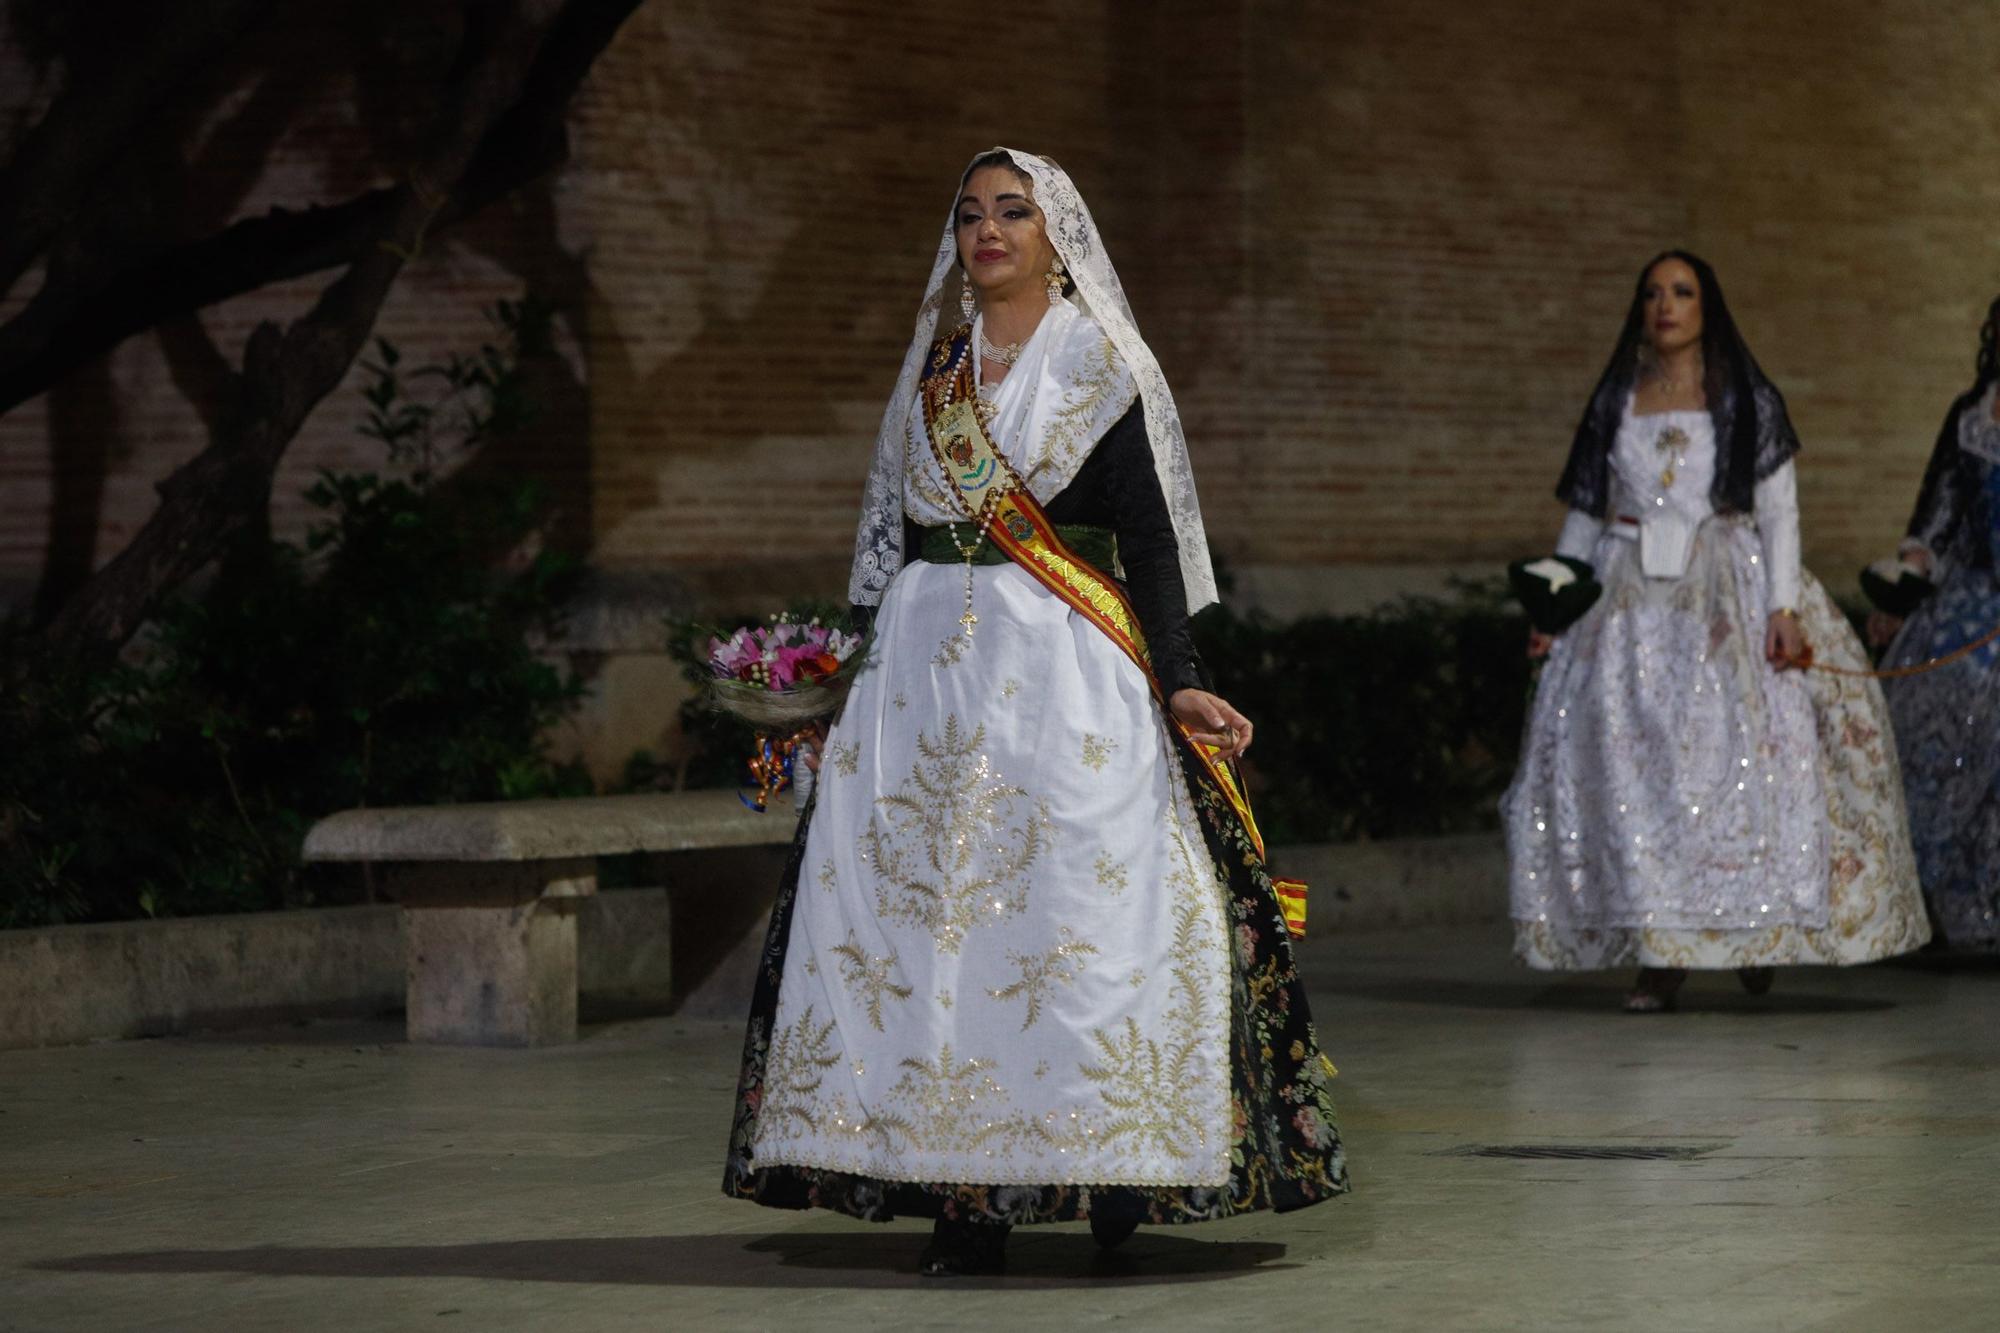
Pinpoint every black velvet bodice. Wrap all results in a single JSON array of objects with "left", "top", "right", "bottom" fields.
[{"left": 904, "top": 403, "right": 1202, "bottom": 698}]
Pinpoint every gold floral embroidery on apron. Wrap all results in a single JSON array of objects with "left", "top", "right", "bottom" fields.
[
  {"left": 986, "top": 927, "right": 1099, "bottom": 1030},
  {"left": 830, "top": 932, "right": 913, "bottom": 1032},
  {"left": 859, "top": 715, "right": 1053, "bottom": 954}
]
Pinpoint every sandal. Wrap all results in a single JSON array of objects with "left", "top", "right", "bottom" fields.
[
  {"left": 919, "top": 1216, "right": 1010, "bottom": 1277},
  {"left": 1623, "top": 966, "right": 1688, "bottom": 1013}
]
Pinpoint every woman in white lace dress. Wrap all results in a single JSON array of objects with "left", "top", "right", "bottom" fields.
[
  {"left": 723, "top": 149, "right": 1347, "bottom": 1275},
  {"left": 1503, "top": 251, "right": 1928, "bottom": 1011}
]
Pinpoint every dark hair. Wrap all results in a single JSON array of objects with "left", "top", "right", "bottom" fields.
[
  {"left": 1637, "top": 252, "right": 1735, "bottom": 380},
  {"left": 951, "top": 149, "right": 1076, "bottom": 296},
  {"left": 1555, "top": 249, "right": 1799, "bottom": 517},
  {"left": 1639, "top": 250, "right": 1759, "bottom": 508},
  {"left": 1977, "top": 293, "right": 2000, "bottom": 387},
  {"left": 959, "top": 148, "right": 1029, "bottom": 192}
]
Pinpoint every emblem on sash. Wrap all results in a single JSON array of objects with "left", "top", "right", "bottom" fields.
[
  {"left": 916, "top": 326, "right": 1305, "bottom": 934},
  {"left": 935, "top": 400, "right": 1000, "bottom": 497}
]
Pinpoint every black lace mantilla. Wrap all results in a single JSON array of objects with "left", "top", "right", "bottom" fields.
[
  {"left": 1902, "top": 382, "right": 1996, "bottom": 572},
  {"left": 1556, "top": 250, "right": 1801, "bottom": 519}
]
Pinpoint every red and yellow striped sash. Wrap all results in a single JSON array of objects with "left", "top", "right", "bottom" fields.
[{"left": 918, "top": 325, "right": 1305, "bottom": 936}]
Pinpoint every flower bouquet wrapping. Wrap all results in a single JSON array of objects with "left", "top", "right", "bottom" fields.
[{"left": 702, "top": 616, "right": 868, "bottom": 809}]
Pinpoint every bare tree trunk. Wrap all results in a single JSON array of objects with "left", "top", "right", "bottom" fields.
[{"left": 40, "top": 0, "right": 591, "bottom": 658}]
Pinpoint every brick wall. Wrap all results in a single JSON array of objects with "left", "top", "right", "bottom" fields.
[
  {"left": 4, "top": 1, "right": 1998, "bottom": 617},
  {"left": 1674, "top": 1, "right": 2000, "bottom": 573}
]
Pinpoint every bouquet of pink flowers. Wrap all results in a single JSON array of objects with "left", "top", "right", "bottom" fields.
[{"left": 704, "top": 615, "right": 868, "bottom": 729}]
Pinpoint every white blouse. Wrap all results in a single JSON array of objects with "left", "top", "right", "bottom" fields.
[{"left": 1555, "top": 400, "right": 1802, "bottom": 610}]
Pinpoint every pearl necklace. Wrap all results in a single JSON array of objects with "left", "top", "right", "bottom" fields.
[{"left": 979, "top": 330, "right": 1024, "bottom": 367}]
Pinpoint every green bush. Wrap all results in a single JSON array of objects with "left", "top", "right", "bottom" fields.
[
  {"left": 657, "top": 580, "right": 1532, "bottom": 845},
  {"left": 1192, "top": 580, "right": 1531, "bottom": 844},
  {"left": 0, "top": 300, "right": 587, "bottom": 929}
]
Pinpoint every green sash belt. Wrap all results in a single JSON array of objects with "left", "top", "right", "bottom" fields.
[{"left": 916, "top": 522, "right": 1117, "bottom": 572}]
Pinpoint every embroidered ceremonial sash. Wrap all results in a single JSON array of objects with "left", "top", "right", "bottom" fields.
[{"left": 919, "top": 324, "right": 1306, "bottom": 935}]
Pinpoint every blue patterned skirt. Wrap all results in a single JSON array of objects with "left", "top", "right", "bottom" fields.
[{"left": 1884, "top": 564, "right": 2000, "bottom": 950}]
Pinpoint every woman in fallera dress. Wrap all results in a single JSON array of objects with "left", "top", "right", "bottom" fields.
[
  {"left": 1503, "top": 250, "right": 1929, "bottom": 1012},
  {"left": 1869, "top": 295, "right": 2000, "bottom": 952},
  {"left": 722, "top": 148, "right": 1347, "bottom": 1275}
]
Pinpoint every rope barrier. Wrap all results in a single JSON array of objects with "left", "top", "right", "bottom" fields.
[{"left": 1784, "top": 619, "right": 2000, "bottom": 680}]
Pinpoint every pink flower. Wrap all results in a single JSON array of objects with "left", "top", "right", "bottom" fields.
[
  {"left": 768, "top": 644, "right": 824, "bottom": 689},
  {"left": 708, "top": 629, "right": 760, "bottom": 677},
  {"left": 1293, "top": 1106, "right": 1332, "bottom": 1148},
  {"left": 707, "top": 617, "right": 864, "bottom": 690}
]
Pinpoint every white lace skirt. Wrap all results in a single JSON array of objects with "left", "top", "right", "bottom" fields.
[
  {"left": 748, "top": 559, "right": 1233, "bottom": 1187},
  {"left": 1504, "top": 516, "right": 1928, "bottom": 969}
]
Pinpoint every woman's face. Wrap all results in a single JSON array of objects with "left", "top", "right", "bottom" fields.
[
  {"left": 955, "top": 164, "right": 1058, "bottom": 302},
  {"left": 1641, "top": 257, "right": 1703, "bottom": 357}
]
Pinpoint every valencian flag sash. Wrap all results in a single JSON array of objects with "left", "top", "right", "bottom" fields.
[{"left": 920, "top": 325, "right": 1307, "bottom": 936}]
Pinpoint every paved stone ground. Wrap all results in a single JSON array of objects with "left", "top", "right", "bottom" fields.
[{"left": 3, "top": 923, "right": 1996, "bottom": 1331}]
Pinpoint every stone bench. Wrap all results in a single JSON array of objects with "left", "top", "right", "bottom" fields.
[{"left": 302, "top": 790, "right": 792, "bottom": 1047}]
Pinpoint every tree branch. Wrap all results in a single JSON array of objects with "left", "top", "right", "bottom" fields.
[
  {"left": 40, "top": 0, "right": 611, "bottom": 657},
  {"left": 0, "top": 0, "right": 272, "bottom": 300},
  {"left": 0, "top": 0, "right": 640, "bottom": 418}
]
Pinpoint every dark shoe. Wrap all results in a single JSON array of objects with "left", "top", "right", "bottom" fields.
[
  {"left": 1089, "top": 1214, "right": 1139, "bottom": 1249},
  {"left": 1623, "top": 966, "right": 1688, "bottom": 1013},
  {"left": 919, "top": 1217, "right": 1009, "bottom": 1276},
  {"left": 1736, "top": 966, "right": 1776, "bottom": 995}
]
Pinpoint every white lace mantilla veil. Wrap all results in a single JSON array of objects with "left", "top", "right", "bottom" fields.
[{"left": 847, "top": 147, "right": 1219, "bottom": 614}]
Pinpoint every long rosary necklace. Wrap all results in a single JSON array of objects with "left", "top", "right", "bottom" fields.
[
  {"left": 933, "top": 499, "right": 998, "bottom": 668},
  {"left": 946, "top": 509, "right": 992, "bottom": 637},
  {"left": 931, "top": 365, "right": 1003, "bottom": 666}
]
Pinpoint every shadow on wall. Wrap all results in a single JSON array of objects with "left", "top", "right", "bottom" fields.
[
  {"left": 16, "top": 2, "right": 343, "bottom": 621},
  {"left": 9, "top": 3, "right": 600, "bottom": 627}
]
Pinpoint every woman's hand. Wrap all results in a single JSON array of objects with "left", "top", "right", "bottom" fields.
[
  {"left": 795, "top": 722, "right": 826, "bottom": 774},
  {"left": 1765, "top": 610, "right": 1809, "bottom": 670},
  {"left": 1170, "top": 688, "right": 1253, "bottom": 761},
  {"left": 1526, "top": 629, "right": 1554, "bottom": 660},
  {"left": 1866, "top": 611, "right": 1905, "bottom": 649}
]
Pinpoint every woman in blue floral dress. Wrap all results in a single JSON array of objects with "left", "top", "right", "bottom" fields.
[{"left": 1872, "top": 296, "right": 2000, "bottom": 951}]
